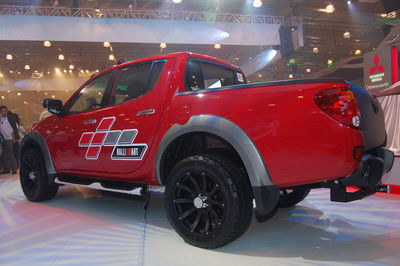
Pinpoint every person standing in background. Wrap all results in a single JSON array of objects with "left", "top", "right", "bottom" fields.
[{"left": 0, "top": 106, "right": 20, "bottom": 174}]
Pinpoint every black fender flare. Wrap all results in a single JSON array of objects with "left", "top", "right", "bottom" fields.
[
  {"left": 155, "top": 115, "right": 279, "bottom": 215},
  {"left": 19, "top": 131, "right": 57, "bottom": 175}
]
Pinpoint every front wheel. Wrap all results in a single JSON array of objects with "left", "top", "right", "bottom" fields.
[
  {"left": 165, "top": 154, "right": 253, "bottom": 249},
  {"left": 20, "top": 149, "right": 58, "bottom": 202}
]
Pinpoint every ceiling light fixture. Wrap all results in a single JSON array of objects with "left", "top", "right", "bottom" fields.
[
  {"left": 325, "top": 4, "right": 335, "bottom": 13},
  {"left": 103, "top": 42, "right": 110, "bottom": 48},
  {"left": 160, "top": 43, "right": 167, "bottom": 49},
  {"left": 44, "top": 41, "right": 51, "bottom": 47},
  {"left": 69, "top": 64, "right": 75, "bottom": 70},
  {"left": 6, "top": 54, "right": 13, "bottom": 60},
  {"left": 327, "top": 59, "right": 333, "bottom": 65},
  {"left": 214, "top": 44, "right": 221, "bottom": 49},
  {"left": 58, "top": 54, "right": 65, "bottom": 60},
  {"left": 24, "top": 65, "right": 30, "bottom": 70},
  {"left": 253, "top": 0, "right": 262, "bottom": 8},
  {"left": 306, "top": 68, "right": 311, "bottom": 73},
  {"left": 313, "top": 47, "right": 319, "bottom": 53},
  {"left": 172, "top": 0, "right": 182, "bottom": 3},
  {"left": 55, "top": 68, "right": 61, "bottom": 73},
  {"left": 289, "top": 74, "right": 294, "bottom": 79},
  {"left": 343, "top": 32, "right": 351, "bottom": 39},
  {"left": 355, "top": 49, "right": 362, "bottom": 55},
  {"left": 109, "top": 54, "right": 115, "bottom": 61}
]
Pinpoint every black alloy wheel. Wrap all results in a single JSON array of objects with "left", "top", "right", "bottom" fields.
[
  {"left": 165, "top": 154, "right": 253, "bottom": 249},
  {"left": 277, "top": 188, "right": 311, "bottom": 208},
  {"left": 20, "top": 149, "right": 58, "bottom": 202}
]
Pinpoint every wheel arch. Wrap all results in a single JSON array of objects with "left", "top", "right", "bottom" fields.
[
  {"left": 19, "top": 131, "right": 57, "bottom": 175},
  {"left": 155, "top": 115, "right": 279, "bottom": 214}
]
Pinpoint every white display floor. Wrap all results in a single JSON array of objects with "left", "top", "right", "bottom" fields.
[{"left": 1, "top": 174, "right": 399, "bottom": 265}]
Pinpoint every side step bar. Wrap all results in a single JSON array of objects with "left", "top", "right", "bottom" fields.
[{"left": 54, "top": 177, "right": 146, "bottom": 196}]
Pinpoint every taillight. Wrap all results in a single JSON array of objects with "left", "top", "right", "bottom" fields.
[{"left": 314, "top": 86, "right": 361, "bottom": 129}]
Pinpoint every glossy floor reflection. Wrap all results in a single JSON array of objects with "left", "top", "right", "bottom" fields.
[{"left": 1, "top": 174, "right": 399, "bottom": 265}]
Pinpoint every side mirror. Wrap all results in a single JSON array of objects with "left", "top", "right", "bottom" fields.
[{"left": 43, "top": 99, "right": 63, "bottom": 115}]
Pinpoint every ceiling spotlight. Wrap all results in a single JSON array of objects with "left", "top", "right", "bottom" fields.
[
  {"left": 109, "top": 54, "right": 115, "bottom": 61},
  {"left": 44, "top": 41, "right": 51, "bottom": 47},
  {"left": 160, "top": 43, "right": 167, "bottom": 49},
  {"left": 306, "top": 68, "right": 311, "bottom": 73},
  {"left": 9, "top": 70, "right": 13, "bottom": 74},
  {"left": 253, "top": 0, "right": 262, "bottom": 8},
  {"left": 58, "top": 54, "right": 65, "bottom": 60},
  {"left": 288, "top": 74, "right": 294, "bottom": 79},
  {"left": 69, "top": 64, "right": 75, "bottom": 70},
  {"left": 172, "top": 0, "right": 182, "bottom": 3},
  {"left": 80, "top": 69, "right": 84, "bottom": 73},
  {"left": 6, "top": 54, "right": 13, "bottom": 60},
  {"left": 347, "top": 0, "right": 351, "bottom": 5},
  {"left": 24, "top": 65, "right": 30, "bottom": 70},
  {"left": 63, "top": 69, "right": 67, "bottom": 73},
  {"left": 17, "top": 92, "right": 21, "bottom": 96},
  {"left": 355, "top": 49, "right": 362, "bottom": 55},
  {"left": 343, "top": 32, "right": 351, "bottom": 39},
  {"left": 325, "top": 4, "right": 335, "bottom": 13},
  {"left": 214, "top": 44, "right": 221, "bottom": 49},
  {"left": 313, "top": 47, "right": 319, "bottom": 53},
  {"left": 103, "top": 42, "right": 110, "bottom": 48}
]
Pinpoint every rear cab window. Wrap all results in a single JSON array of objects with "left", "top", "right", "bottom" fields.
[{"left": 185, "top": 59, "right": 245, "bottom": 91}]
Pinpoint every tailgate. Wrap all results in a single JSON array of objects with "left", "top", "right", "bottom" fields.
[{"left": 347, "top": 82, "right": 386, "bottom": 151}]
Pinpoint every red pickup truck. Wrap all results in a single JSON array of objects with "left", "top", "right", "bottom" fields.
[{"left": 19, "top": 52, "right": 394, "bottom": 248}]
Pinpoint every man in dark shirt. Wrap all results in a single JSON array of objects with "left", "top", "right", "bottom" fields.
[{"left": 0, "top": 106, "right": 20, "bottom": 174}]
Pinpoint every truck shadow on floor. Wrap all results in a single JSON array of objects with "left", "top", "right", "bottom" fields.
[{"left": 6, "top": 184, "right": 400, "bottom": 263}]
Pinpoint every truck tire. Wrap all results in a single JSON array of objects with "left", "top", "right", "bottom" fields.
[
  {"left": 20, "top": 149, "right": 58, "bottom": 202},
  {"left": 277, "top": 189, "right": 310, "bottom": 208},
  {"left": 165, "top": 154, "right": 253, "bottom": 249}
]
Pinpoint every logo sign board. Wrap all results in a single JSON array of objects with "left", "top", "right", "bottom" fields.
[{"left": 363, "top": 46, "right": 392, "bottom": 92}]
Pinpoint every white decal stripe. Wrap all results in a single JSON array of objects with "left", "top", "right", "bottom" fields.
[
  {"left": 78, "top": 132, "right": 94, "bottom": 147},
  {"left": 96, "top": 116, "right": 116, "bottom": 131}
]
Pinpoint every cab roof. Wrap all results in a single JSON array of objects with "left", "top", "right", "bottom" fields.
[{"left": 94, "top": 52, "right": 242, "bottom": 78}]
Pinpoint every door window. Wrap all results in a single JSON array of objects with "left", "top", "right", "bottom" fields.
[
  {"left": 67, "top": 72, "right": 112, "bottom": 114},
  {"left": 111, "top": 61, "right": 166, "bottom": 105},
  {"left": 186, "top": 60, "right": 245, "bottom": 91}
]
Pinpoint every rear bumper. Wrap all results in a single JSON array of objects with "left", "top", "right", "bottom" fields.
[{"left": 330, "top": 147, "right": 394, "bottom": 202}]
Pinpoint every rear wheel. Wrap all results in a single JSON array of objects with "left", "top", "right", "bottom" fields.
[
  {"left": 165, "top": 154, "right": 253, "bottom": 249},
  {"left": 277, "top": 189, "right": 310, "bottom": 208},
  {"left": 20, "top": 149, "right": 58, "bottom": 202}
]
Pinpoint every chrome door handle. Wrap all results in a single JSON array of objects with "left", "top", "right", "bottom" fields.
[
  {"left": 136, "top": 109, "right": 156, "bottom": 116},
  {"left": 83, "top": 119, "right": 97, "bottom": 125}
]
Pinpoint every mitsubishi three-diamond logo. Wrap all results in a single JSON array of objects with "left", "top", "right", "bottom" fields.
[{"left": 78, "top": 117, "right": 147, "bottom": 160}]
